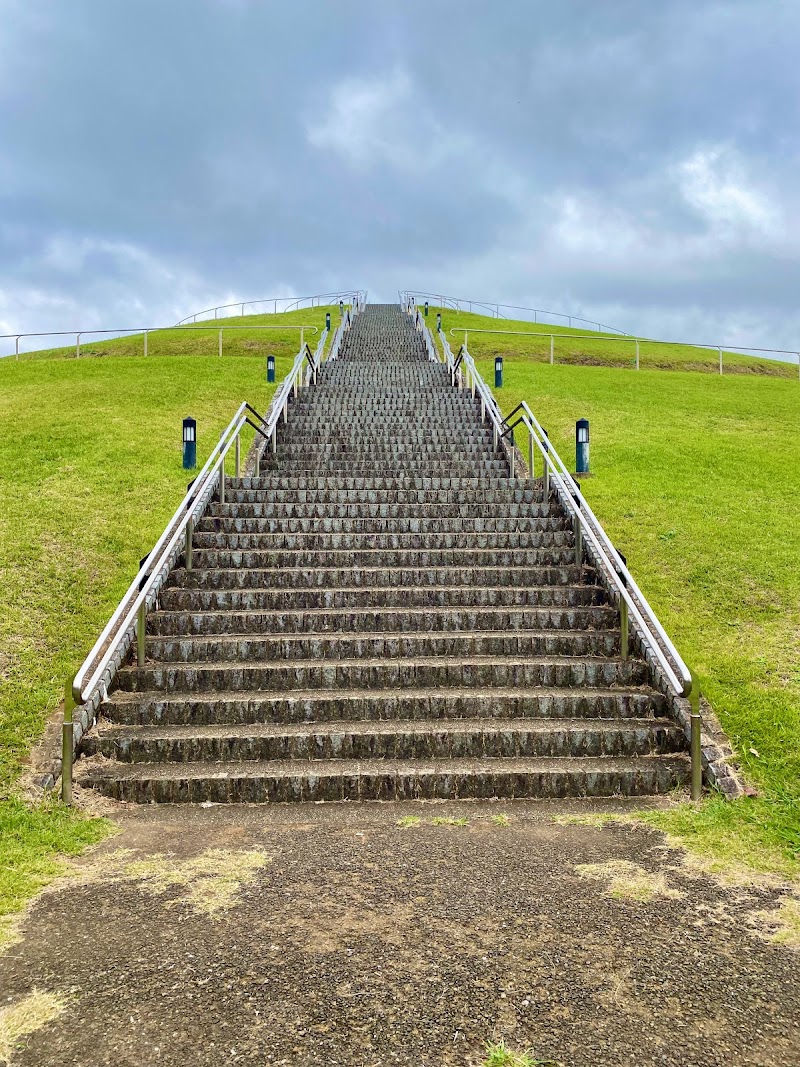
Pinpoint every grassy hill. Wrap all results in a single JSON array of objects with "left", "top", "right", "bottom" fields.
[
  {"left": 425, "top": 305, "right": 799, "bottom": 377},
  {"left": 1, "top": 309, "right": 798, "bottom": 929}
]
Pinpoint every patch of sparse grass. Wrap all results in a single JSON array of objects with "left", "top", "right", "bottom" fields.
[
  {"left": 431, "top": 816, "right": 470, "bottom": 827},
  {"left": 0, "top": 989, "right": 65, "bottom": 1065},
  {"left": 483, "top": 1040, "right": 561, "bottom": 1067},
  {"left": 489, "top": 813, "right": 510, "bottom": 827},
  {"left": 753, "top": 894, "right": 800, "bottom": 948},
  {"left": 551, "top": 812, "right": 625, "bottom": 828},
  {"left": 120, "top": 848, "right": 269, "bottom": 916},
  {"left": 575, "top": 860, "right": 682, "bottom": 902},
  {"left": 395, "top": 815, "right": 421, "bottom": 829}
]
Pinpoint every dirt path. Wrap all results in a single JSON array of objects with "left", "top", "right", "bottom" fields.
[{"left": 2, "top": 799, "right": 798, "bottom": 1067}]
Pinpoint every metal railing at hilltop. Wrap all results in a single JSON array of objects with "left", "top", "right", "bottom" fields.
[
  {"left": 175, "top": 289, "right": 368, "bottom": 325},
  {"left": 400, "top": 290, "right": 627, "bottom": 334},
  {"left": 402, "top": 295, "right": 702, "bottom": 799},
  {"left": 59, "top": 297, "right": 366, "bottom": 803}
]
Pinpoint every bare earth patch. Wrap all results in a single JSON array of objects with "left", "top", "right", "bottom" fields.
[{"left": 751, "top": 894, "right": 800, "bottom": 949}]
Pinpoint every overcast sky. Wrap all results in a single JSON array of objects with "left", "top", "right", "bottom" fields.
[{"left": 2, "top": 0, "right": 800, "bottom": 352}]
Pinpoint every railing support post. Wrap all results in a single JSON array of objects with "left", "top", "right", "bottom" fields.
[
  {"left": 219, "top": 455, "right": 226, "bottom": 505},
  {"left": 185, "top": 516, "right": 193, "bottom": 572},
  {"left": 635, "top": 339, "right": 640, "bottom": 370},
  {"left": 137, "top": 601, "right": 146, "bottom": 667},
  {"left": 690, "top": 680, "right": 703, "bottom": 801},
  {"left": 76, "top": 333, "right": 81, "bottom": 359},
  {"left": 719, "top": 346, "right": 723, "bottom": 375},
  {"left": 619, "top": 596, "right": 629, "bottom": 660},
  {"left": 15, "top": 336, "right": 19, "bottom": 361},
  {"left": 271, "top": 427, "right": 277, "bottom": 453},
  {"left": 481, "top": 396, "right": 486, "bottom": 423},
  {"left": 574, "top": 509, "right": 582, "bottom": 567},
  {"left": 235, "top": 433, "right": 240, "bottom": 479},
  {"left": 61, "top": 677, "right": 74, "bottom": 806},
  {"left": 528, "top": 430, "right": 534, "bottom": 481}
]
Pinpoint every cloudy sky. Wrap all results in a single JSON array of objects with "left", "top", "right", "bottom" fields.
[{"left": 2, "top": 0, "right": 800, "bottom": 353}]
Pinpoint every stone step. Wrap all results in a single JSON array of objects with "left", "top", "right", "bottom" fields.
[
  {"left": 89, "top": 717, "right": 684, "bottom": 764},
  {"left": 170, "top": 564, "right": 587, "bottom": 590},
  {"left": 195, "top": 516, "right": 570, "bottom": 536},
  {"left": 79, "top": 754, "right": 691, "bottom": 803},
  {"left": 207, "top": 502, "right": 556, "bottom": 519},
  {"left": 159, "top": 582, "right": 607, "bottom": 612},
  {"left": 191, "top": 531, "right": 572, "bottom": 552},
  {"left": 186, "top": 547, "right": 577, "bottom": 570},
  {"left": 223, "top": 488, "right": 543, "bottom": 504},
  {"left": 115, "top": 654, "right": 650, "bottom": 694},
  {"left": 102, "top": 685, "right": 666, "bottom": 727},
  {"left": 144, "top": 628, "right": 620, "bottom": 663},
  {"left": 148, "top": 604, "right": 617, "bottom": 636}
]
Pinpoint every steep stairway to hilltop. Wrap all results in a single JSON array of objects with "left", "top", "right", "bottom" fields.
[{"left": 79, "top": 304, "right": 690, "bottom": 802}]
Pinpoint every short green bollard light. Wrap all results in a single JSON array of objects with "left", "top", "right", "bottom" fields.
[
  {"left": 182, "top": 417, "right": 197, "bottom": 470},
  {"left": 424, "top": 301, "right": 429, "bottom": 317},
  {"left": 436, "top": 313, "right": 442, "bottom": 332},
  {"left": 495, "top": 356, "right": 503, "bottom": 388},
  {"left": 576, "top": 418, "right": 590, "bottom": 474},
  {"left": 267, "top": 354, "right": 275, "bottom": 383},
  {"left": 325, "top": 312, "right": 331, "bottom": 331}
]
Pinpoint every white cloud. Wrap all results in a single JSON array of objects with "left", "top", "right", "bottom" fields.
[{"left": 676, "top": 146, "right": 778, "bottom": 236}]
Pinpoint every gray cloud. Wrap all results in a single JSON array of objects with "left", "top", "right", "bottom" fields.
[{"left": 2, "top": 0, "right": 800, "bottom": 354}]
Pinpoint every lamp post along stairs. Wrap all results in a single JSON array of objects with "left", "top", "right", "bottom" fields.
[{"left": 79, "top": 304, "right": 691, "bottom": 803}]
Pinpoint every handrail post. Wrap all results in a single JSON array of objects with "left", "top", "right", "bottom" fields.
[
  {"left": 136, "top": 601, "right": 146, "bottom": 666},
  {"left": 528, "top": 429, "right": 534, "bottom": 481},
  {"left": 15, "top": 336, "right": 19, "bottom": 361},
  {"left": 76, "top": 333, "right": 81, "bottom": 359},
  {"left": 690, "top": 677, "right": 703, "bottom": 800},
  {"left": 719, "top": 346, "right": 723, "bottom": 375},
  {"left": 635, "top": 339, "right": 640, "bottom": 370},
  {"left": 619, "top": 594, "right": 629, "bottom": 660},
  {"left": 235, "top": 432, "right": 240, "bottom": 479},
  {"left": 542, "top": 437, "right": 550, "bottom": 515},
  {"left": 574, "top": 503, "right": 583, "bottom": 567},
  {"left": 185, "top": 515, "right": 193, "bottom": 572},
  {"left": 61, "top": 677, "right": 74, "bottom": 806},
  {"left": 219, "top": 454, "right": 226, "bottom": 505}
]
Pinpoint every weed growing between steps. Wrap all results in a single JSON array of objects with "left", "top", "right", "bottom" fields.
[
  {"left": 0, "top": 351, "right": 280, "bottom": 923},
  {"left": 479, "top": 358, "right": 800, "bottom": 876}
]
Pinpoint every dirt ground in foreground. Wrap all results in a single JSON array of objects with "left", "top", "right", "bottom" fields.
[{"left": 1, "top": 798, "right": 798, "bottom": 1067}]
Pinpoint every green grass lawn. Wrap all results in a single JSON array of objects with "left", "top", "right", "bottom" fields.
[
  {"left": 476, "top": 353, "right": 800, "bottom": 875},
  {"left": 0, "top": 350, "right": 286, "bottom": 926},
  {"left": 9, "top": 305, "right": 339, "bottom": 362},
  {"left": 425, "top": 305, "right": 799, "bottom": 378}
]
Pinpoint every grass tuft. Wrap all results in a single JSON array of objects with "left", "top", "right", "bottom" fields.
[
  {"left": 575, "top": 860, "right": 682, "bottom": 902},
  {"left": 483, "top": 1040, "right": 562, "bottom": 1066},
  {"left": 395, "top": 816, "right": 422, "bottom": 829}
]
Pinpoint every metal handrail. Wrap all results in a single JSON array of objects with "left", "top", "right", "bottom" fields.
[
  {"left": 3, "top": 324, "right": 319, "bottom": 362},
  {"left": 401, "top": 290, "right": 627, "bottom": 334},
  {"left": 448, "top": 327, "right": 800, "bottom": 378},
  {"left": 71, "top": 334, "right": 319, "bottom": 710},
  {"left": 441, "top": 329, "right": 692, "bottom": 699},
  {"left": 174, "top": 289, "right": 368, "bottom": 325}
]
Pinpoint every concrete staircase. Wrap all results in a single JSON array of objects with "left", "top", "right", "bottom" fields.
[{"left": 80, "top": 304, "right": 690, "bottom": 803}]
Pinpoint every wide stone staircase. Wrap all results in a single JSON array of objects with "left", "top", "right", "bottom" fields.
[{"left": 80, "top": 304, "right": 690, "bottom": 802}]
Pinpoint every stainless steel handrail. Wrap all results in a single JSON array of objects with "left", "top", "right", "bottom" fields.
[
  {"left": 401, "top": 289, "right": 627, "bottom": 334},
  {"left": 71, "top": 332, "right": 323, "bottom": 710},
  {"left": 440, "top": 328, "right": 692, "bottom": 699},
  {"left": 174, "top": 289, "right": 368, "bottom": 326},
  {"left": 3, "top": 324, "right": 319, "bottom": 362},
  {"left": 448, "top": 326, "right": 800, "bottom": 377}
]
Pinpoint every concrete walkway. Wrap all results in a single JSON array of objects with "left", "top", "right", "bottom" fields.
[{"left": 2, "top": 800, "right": 798, "bottom": 1067}]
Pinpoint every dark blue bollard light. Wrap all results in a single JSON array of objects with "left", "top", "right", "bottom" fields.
[
  {"left": 424, "top": 301, "right": 429, "bottom": 317},
  {"left": 576, "top": 418, "right": 590, "bottom": 474},
  {"left": 436, "top": 312, "right": 442, "bottom": 332},
  {"left": 339, "top": 300, "right": 344, "bottom": 316},
  {"left": 495, "top": 356, "right": 503, "bottom": 388},
  {"left": 267, "top": 354, "right": 275, "bottom": 383},
  {"left": 182, "top": 417, "right": 197, "bottom": 470},
  {"left": 325, "top": 312, "right": 331, "bottom": 330}
]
